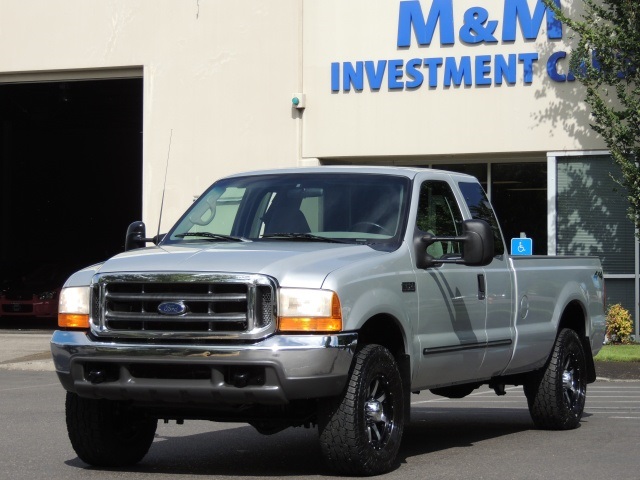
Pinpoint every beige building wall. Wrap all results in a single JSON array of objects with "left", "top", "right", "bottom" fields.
[
  {"left": 0, "top": 0, "right": 605, "bottom": 227},
  {"left": 0, "top": 0, "right": 303, "bottom": 229},
  {"left": 302, "top": 0, "right": 603, "bottom": 159}
]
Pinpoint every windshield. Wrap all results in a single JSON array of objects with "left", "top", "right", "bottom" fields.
[{"left": 164, "top": 173, "right": 411, "bottom": 250}]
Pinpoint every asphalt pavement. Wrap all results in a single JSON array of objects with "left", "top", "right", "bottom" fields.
[
  {"left": 1, "top": 369, "right": 639, "bottom": 479},
  {"left": 1, "top": 326, "right": 639, "bottom": 479},
  {"left": 595, "top": 360, "right": 640, "bottom": 380},
  {"left": 0, "top": 329, "right": 54, "bottom": 371}
]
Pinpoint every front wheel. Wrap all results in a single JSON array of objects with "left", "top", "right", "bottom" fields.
[
  {"left": 318, "top": 344, "right": 405, "bottom": 476},
  {"left": 524, "top": 328, "right": 587, "bottom": 430},
  {"left": 65, "top": 392, "right": 157, "bottom": 467}
]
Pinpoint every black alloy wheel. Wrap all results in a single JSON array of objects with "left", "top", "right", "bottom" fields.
[
  {"left": 319, "top": 344, "right": 405, "bottom": 476},
  {"left": 524, "top": 328, "right": 587, "bottom": 430}
]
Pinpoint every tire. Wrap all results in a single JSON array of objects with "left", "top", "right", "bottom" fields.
[
  {"left": 65, "top": 392, "right": 157, "bottom": 467},
  {"left": 524, "top": 328, "right": 587, "bottom": 430},
  {"left": 318, "top": 344, "right": 405, "bottom": 476}
]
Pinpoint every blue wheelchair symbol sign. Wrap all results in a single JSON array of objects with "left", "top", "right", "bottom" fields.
[{"left": 511, "top": 238, "right": 533, "bottom": 256}]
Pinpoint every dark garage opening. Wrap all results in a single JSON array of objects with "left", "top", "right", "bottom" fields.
[{"left": 0, "top": 78, "right": 143, "bottom": 319}]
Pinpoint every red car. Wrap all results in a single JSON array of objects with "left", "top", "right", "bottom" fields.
[{"left": 0, "top": 265, "right": 68, "bottom": 319}]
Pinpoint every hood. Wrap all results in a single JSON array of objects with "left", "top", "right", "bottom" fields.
[{"left": 88, "top": 241, "right": 388, "bottom": 289}]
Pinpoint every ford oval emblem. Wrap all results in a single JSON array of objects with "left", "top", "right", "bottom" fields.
[{"left": 157, "top": 301, "right": 188, "bottom": 316}]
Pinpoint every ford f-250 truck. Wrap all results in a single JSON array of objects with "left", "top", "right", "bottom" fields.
[{"left": 51, "top": 166, "right": 606, "bottom": 475}]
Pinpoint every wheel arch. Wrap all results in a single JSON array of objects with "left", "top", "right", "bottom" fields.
[
  {"left": 558, "top": 300, "right": 587, "bottom": 337},
  {"left": 358, "top": 313, "right": 407, "bottom": 359},
  {"left": 557, "top": 300, "right": 596, "bottom": 383},
  {"left": 358, "top": 313, "right": 412, "bottom": 420}
]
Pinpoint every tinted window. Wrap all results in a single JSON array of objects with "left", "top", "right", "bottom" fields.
[
  {"left": 416, "top": 181, "right": 464, "bottom": 259},
  {"left": 458, "top": 181, "right": 505, "bottom": 255}
]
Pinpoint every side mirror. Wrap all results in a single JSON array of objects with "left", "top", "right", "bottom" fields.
[
  {"left": 414, "top": 219, "right": 494, "bottom": 269},
  {"left": 458, "top": 219, "right": 495, "bottom": 266},
  {"left": 125, "top": 222, "right": 164, "bottom": 251},
  {"left": 125, "top": 221, "right": 147, "bottom": 251}
]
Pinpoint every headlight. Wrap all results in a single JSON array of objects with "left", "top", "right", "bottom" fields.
[
  {"left": 58, "top": 286, "right": 91, "bottom": 329},
  {"left": 278, "top": 288, "right": 342, "bottom": 332}
]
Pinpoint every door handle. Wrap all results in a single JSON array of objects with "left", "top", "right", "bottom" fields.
[{"left": 477, "top": 274, "right": 486, "bottom": 300}]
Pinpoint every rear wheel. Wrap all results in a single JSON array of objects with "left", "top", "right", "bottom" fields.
[
  {"left": 318, "top": 344, "right": 405, "bottom": 476},
  {"left": 65, "top": 392, "right": 157, "bottom": 467},
  {"left": 524, "top": 328, "right": 587, "bottom": 430}
]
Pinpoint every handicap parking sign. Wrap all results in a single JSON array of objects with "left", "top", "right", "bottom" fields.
[{"left": 511, "top": 238, "right": 533, "bottom": 256}]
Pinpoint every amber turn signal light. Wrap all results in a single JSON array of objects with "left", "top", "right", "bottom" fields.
[
  {"left": 278, "top": 316, "right": 343, "bottom": 332},
  {"left": 58, "top": 313, "right": 90, "bottom": 329}
]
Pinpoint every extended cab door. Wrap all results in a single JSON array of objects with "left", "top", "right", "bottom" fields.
[
  {"left": 413, "top": 178, "right": 489, "bottom": 388},
  {"left": 457, "top": 180, "right": 514, "bottom": 379}
]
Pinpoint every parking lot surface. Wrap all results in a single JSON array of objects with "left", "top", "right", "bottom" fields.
[
  {"left": 1, "top": 370, "right": 639, "bottom": 479},
  {"left": 1, "top": 327, "right": 639, "bottom": 480}
]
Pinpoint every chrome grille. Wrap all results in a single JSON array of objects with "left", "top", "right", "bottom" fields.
[{"left": 90, "top": 273, "right": 277, "bottom": 340}]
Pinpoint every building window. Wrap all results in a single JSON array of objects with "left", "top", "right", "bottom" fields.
[
  {"left": 491, "top": 163, "right": 547, "bottom": 255},
  {"left": 557, "top": 155, "right": 636, "bottom": 312}
]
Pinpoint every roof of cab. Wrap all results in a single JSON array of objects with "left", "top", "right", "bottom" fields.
[{"left": 222, "top": 165, "right": 478, "bottom": 181}]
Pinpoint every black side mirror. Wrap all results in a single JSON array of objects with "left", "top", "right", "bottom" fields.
[
  {"left": 125, "top": 221, "right": 147, "bottom": 251},
  {"left": 414, "top": 219, "right": 494, "bottom": 269},
  {"left": 124, "top": 220, "right": 167, "bottom": 251},
  {"left": 458, "top": 219, "right": 495, "bottom": 266}
]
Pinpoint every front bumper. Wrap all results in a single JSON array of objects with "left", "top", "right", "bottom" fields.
[{"left": 51, "top": 331, "right": 357, "bottom": 406}]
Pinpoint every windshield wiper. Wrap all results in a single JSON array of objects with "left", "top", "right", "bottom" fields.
[
  {"left": 175, "top": 232, "right": 247, "bottom": 242},
  {"left": 261, "top": 233, "right": 348, "bottom": 244}
]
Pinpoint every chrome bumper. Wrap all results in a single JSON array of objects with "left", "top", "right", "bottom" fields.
[{"left": 51, "top": 330, "right": 357, "bottom": 405}]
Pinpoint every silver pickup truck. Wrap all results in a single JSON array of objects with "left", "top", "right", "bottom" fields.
[{"left": 51, "top": 166, "right": 606, "bottom": 475}]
